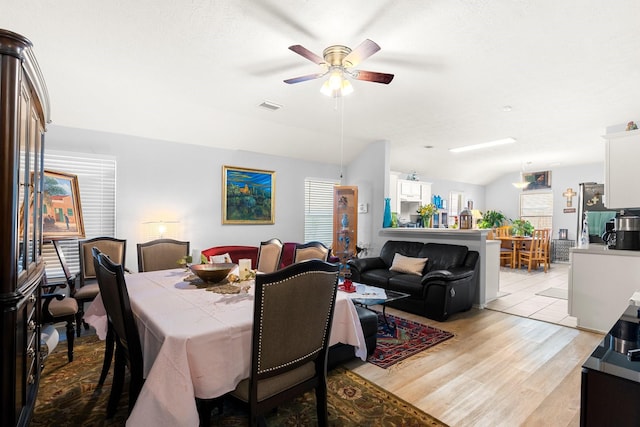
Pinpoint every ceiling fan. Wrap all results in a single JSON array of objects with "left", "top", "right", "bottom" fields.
[{"left": 284, "top": 39, "right": 394, "bottom": 96}]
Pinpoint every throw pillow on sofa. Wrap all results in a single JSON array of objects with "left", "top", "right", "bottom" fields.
[
  {"left": 389, "top": 253, "right": 428, "bottom": 275},
  {"left": 209, "top": 253, "right": 232, "bottom": 263}
]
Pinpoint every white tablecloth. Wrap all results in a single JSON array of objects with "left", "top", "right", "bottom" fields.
[{"left": 85, "top": 268, "right": 366, "bottom": 427}]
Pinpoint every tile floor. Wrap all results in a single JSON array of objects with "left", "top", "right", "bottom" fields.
[{"left": 485, "top": 262, "right": 578, "bottom": 328}]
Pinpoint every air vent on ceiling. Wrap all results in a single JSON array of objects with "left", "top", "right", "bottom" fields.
[{"left": 258, "top": 101, "right": 282, "bottom": 111}]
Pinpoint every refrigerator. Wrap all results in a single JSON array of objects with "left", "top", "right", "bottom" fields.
[{"left": 577, "top": 182, "right": 617, "bottom": 244}]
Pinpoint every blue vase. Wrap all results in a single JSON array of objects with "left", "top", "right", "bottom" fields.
[{"left": 383, "top": 198, "right": 392, "bottom": 228}]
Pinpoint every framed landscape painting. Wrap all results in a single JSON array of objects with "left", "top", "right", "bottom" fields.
[
  {"left": 222, "top": 165, "right": 275, "bottom": 224},
  {"left": 42, "top": 170, "right": 85, "bottom": 239}
]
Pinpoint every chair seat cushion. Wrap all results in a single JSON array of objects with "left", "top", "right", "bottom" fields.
[
  {"left": 48, "top": 297, "right": 78, "bottom": 316},
  {"left": 74, "top": 283, "right": 100, "bottom": 300},
  {"left": 231, "top": 361, "right": 316, "bottom": 402}
]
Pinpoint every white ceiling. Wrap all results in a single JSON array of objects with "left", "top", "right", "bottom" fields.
[{"left": 3, "top": 0, "right": 639, "bottom": 184}]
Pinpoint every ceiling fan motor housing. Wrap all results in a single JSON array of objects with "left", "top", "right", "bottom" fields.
[{"left": 323, "top": 45, "right": 352, "bottom": 66}]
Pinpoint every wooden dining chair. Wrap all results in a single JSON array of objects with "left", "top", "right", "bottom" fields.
[
  {"left": 136, "top": 238, "right": 190, "bottom": 272},
  {"left": 76, "top": 237, "right": 127, "bottom": 337},
  {"left": 93, "top": 247, "right": 145, "bottom": 418},
  {"left": 293, "top": 241, "right": 331, "bottom": 263},
  {"left": 228, "top": 260, "right": 339, "bottom": 427},
  {"left": 518, "top": 229, "right": 551, "bottom": 272},
  {"left": 495, "top": 226, "right": 512, "bottom": 238},
  {"left": 256, "top": 238, "right": 284, "bottom": 273}
]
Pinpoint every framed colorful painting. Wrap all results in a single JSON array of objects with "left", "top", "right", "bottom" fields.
[
  {"left": 42, "top": 169, "right": 85, "bottom": 239},
  {"left": 222, "top": 165, "right": 275, "bottom": 224},
  {"left": 522, "top": 170, "right": 551, "bottom": 191}
]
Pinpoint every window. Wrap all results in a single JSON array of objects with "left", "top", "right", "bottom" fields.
[
  {"left": 304, "top": 178, "right": 338, "bottom": 246},
  {"left": 520, "top": 192, "right": 553, "bottom": 230},
  {"left": 43, "top": 151, "right": 117, "bottom": 279}
]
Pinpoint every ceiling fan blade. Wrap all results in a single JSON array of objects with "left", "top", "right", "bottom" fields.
[
  {"left": 283, "top": 72, "right": 326, "bottom": 84},
  {"left": 288, "top": 45, "right": 324, "bottom": 65},
  {"left": 343, "top": 39, "right": 381, "bottom": 67},
  {"left": 351, "top": 70, "right": 394, "bottom": 84}
]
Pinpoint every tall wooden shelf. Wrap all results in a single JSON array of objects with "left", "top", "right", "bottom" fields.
[
  {"left": 0, "top": 29, "right": 50, "bottom": 427},
  {"left": 333, "top": 186, "right": 358, "bottom": 277}
]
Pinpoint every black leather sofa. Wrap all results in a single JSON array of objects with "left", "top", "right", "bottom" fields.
[
  {"left": 328, "top": 305, "right": 377, "bottom": 369},
  {"left": 347, "top": 241, "right": 479, "bottom": 321}
]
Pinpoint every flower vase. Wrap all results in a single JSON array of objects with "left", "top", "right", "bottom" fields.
[
  {"left": 422, "top": 216, "right": 432, "bottom": 228},
  {"left": 383, "top": 198, "right": 392, "bottom": 228}
]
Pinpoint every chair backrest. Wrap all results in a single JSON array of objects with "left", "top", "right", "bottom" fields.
[
  {"left": 293, "top": 241, "right": 330, "bottom": 263},
  {"left": 530, "top": 229, "right": 550, "bottom": 256},
  {"left": 251, "top": 259, "right": 339, "bottom": 380},
  {"left": 78, "top": 237, "right": 126, "bottom": 285},
  {"left": 92, "top": 248, "right": 143, "bottom": 373},
  {"left": 256, "top": 238, "right": 283, "bottom": 273},
  {"left": 495, "top": 226, "right": 512, "bottom": 238},
  {"left": 136, "top": 239, "right": 190, "bottom": 272}
]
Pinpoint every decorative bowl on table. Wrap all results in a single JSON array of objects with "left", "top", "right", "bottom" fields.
[{"left": 189, "top": 263, "right": 236, "bottom": 284}]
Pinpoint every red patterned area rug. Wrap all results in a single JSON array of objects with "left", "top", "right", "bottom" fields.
[{"left": 368, "top": 312, "right": 454, "bottom": 369}]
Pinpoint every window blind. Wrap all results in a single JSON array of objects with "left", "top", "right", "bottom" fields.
[
  {"left": 43, "top": 151, "right": 117, "bottom": 279},
  {"left": 304, "top": 178, "right": 338, "bottom": 246},
  {"left": 520, "top": 192, "right": 553, "bottom": 230}
]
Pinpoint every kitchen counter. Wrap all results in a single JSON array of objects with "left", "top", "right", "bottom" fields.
[
  {"left": 569, "top": 244, "right": 640, "bottom": 333},
  {"left": 378, "top": 227, "right": 499, "bottom": 307}
]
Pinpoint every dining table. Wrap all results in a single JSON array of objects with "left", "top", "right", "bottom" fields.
[
  {"left": 85, "top": 267, "right": 367, "bottom": 427},
  {"left": 497, "top": 235, "right": 532, "bottom": 268}
]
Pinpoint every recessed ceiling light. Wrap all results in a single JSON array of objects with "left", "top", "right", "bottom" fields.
[
  {"left": 449, "top": 137, "right": 516, "bottom": 153},
  {"left": 502, "top": 105, "right": 513, "bottom": 112}
]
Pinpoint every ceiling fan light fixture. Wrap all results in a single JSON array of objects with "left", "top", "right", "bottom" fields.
[{"left": 320, "top": 71, "right": 353, "bottom": 97}]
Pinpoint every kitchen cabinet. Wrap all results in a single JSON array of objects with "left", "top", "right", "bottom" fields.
[
  {"left": 394, "top": 179, "right": 431, "bottom": 223},
  {"left": 604, "top": 129, "right": 640, "bottom": 209},
  {"left": 0, "top": 29, "right": 50, "bottom": 427},
  {"left": 568, "top": 245, "right": 640, "bottom": 333}
]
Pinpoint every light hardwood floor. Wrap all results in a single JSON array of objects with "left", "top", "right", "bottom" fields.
[{"left": 345, "top": 264, "right": 604, "bottom": 427}]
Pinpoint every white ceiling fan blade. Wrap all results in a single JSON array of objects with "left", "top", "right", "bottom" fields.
[{"left": 343, "top": 39, "right": 381, "bottom": 68}]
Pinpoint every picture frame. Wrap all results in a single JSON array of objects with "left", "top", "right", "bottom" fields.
[
  {"left": 42, "top": 169, "right": 85, "bottom": 239},
  {"left": 222, "top": 165, "right": 275, "bottom": 224},
  {"left": 522, "top": 170, "right": 551, "bottom": 191}
]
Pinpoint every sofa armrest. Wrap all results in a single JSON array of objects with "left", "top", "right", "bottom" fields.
[
  {"left": 423, "top": 267, "right": 473, "bottom": 282},
  {"left": 348, "top": 257, "right": 387, "bottom": 273}
]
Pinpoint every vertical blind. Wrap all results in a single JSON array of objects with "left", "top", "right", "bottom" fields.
[
  {"left": 304, "top": 178, "right": 338, "bottom": 246},
  {"left": 43, "top": 151, "right": 117, "bottom": 279}
]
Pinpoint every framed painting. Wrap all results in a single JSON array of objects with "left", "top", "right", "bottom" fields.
[
  {"left": 222, "top": 165, "right": 275, "bottom": 224},
  {"left": 42, "top": 169, "right": 85, "bottom": 239},
  {"left": 522, "top": 170, "right": 551, "bottom": 191}
]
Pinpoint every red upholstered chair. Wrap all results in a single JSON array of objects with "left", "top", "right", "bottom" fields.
[{"left": 201, "top": 245, "right": 259, "bottom": 268}]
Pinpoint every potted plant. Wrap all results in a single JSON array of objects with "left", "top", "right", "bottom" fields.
[
  {"left": 512, "top": 219, "right": 534, "bottom": 236},
  {"left": 477, "top": 210, "right": 509, "bottom": 229}
]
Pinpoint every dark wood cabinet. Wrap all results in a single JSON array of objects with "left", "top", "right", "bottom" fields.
[{"left": 0, "top": 29, "right": 50, "bottom": 427}]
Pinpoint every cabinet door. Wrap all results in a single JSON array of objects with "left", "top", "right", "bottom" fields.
[
  {"left": 333, "top": 186, "right": 358, "bottom": 263},
  {"left": 605, "top": 130, "right": 640, "bottom": 209}
]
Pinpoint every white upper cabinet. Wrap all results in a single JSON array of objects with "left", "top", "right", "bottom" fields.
[{"left": 604, "top": 129, "right": 640, "bottom": 209}]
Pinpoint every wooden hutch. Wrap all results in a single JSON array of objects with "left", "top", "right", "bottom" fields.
[
  {"left": 0, "top": 29, "right": 50, "bottom": 426},
  {"left": 333, "top": 186, "right": 358, "bottom": 277}
]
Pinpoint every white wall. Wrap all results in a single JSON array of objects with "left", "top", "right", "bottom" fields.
[
  {"left": 485, "top": 163, "right": 604, "bottom": 240},
  {"left": 344, "top": 140, "right": 389, "bottom": 256},
  {"left": 46, "top": 125, "right": 341, "bottom": 271}
]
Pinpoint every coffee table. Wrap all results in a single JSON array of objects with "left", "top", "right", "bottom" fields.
[{"left": 345, "top": 284, "right": 409, "bottom": 330}]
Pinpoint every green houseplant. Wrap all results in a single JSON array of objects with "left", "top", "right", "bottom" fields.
[
  {"left": 478, "top": 210, "right": 508, "bottom": 229},
  {"left": 511, "top": 219, "right": 534, "bottom": 236}
]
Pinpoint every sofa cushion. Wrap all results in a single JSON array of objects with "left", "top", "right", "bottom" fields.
[
  {"left": 418, "top": 243, "right": 468, "bottom": 271},
  {"left": 359, "top": 269, "right": 397, "bottom": 288},
  {"left": 389, "top": 253, "right": 428, "bottom": 276},
  {"left": 379, "top": 241, "right": 426, "bottom": 267},
  {"left": 387, "top": 274, "right": 424, "bottom": 295}
]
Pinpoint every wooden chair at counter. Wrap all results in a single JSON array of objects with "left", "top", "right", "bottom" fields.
[{"left": 518, "top": 229, "right": 550, "bottom": 272}]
